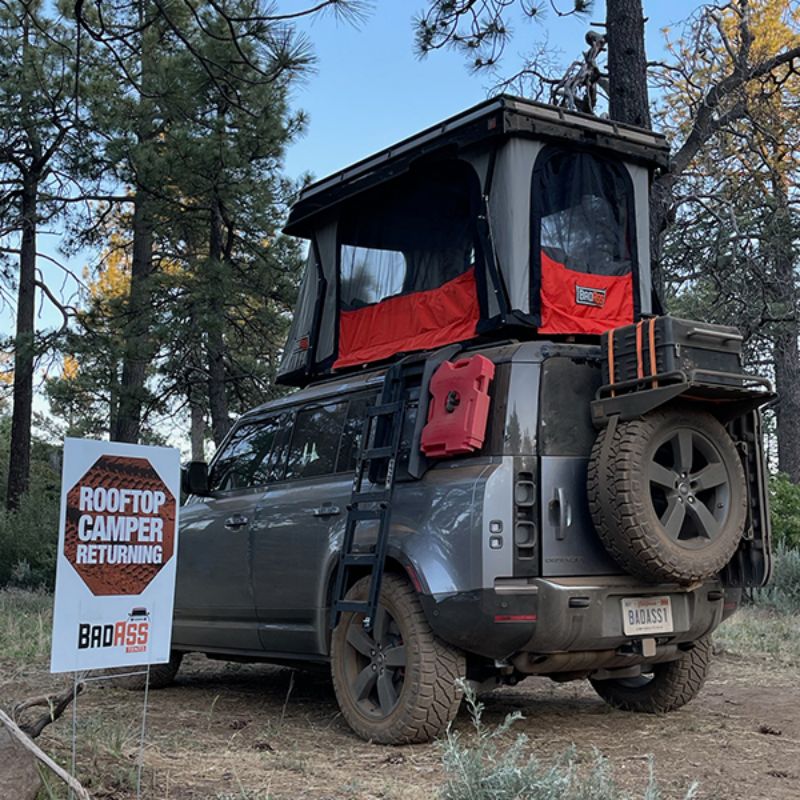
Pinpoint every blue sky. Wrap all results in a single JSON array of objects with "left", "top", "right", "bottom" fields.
[{"left": 283, "top": 1, "right": 704, "bottom": 183}]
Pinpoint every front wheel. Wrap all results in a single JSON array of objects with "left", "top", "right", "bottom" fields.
[
  {"left": 589, "top": 637, "right": 712, "bottom": 713},
  {"left": 106, "top": 650, "right": 183, "bottom": 690},
  {"left": 331, "top": 574, "right": 466, "bottom": 744}
]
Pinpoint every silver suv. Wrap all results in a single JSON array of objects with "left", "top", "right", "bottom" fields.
[
  {"left": 156, "top": 98, "right": 772, "bottom": 744},
  {"left": 163, "top": 336, "right": 771, "bottom": 744}
]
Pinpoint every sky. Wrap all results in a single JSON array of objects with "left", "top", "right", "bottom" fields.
[{"left": 282, "top": 1, "right": 704, "bottom": 184}]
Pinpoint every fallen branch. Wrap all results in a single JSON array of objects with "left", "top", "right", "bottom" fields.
[
  {"left": 0, "top": 708, "right": 94, "bottom": 800},
  {"left": 13, "top": 683, "right": 83, "bottom": 739}
]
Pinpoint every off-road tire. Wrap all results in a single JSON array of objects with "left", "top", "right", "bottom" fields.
[
  {"left": 589, "top": 636, "right": 712, "bottom": 713},
  {"left": 106, "top": 651, "right": 183, "bottom": 690},
  {"left": 331, "top": 574, "right": 466, "bottom": 744},
  {"left": 588, "top": 407, "right": 747, "bottom": 584}
]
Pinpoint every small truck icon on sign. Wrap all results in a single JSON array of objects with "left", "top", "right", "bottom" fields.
[{"left": 128, "top": 607, "right": 150, "bottom": 621}]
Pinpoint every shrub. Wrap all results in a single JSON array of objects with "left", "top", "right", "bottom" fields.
[
  {"left": 753, "top": 544, "right": 800, "bottom": 614},
  {"left": 769, "top": 474, "right": 800, "bottom": 550},
  {"left": 439, "top": 684, "right": 698, "bottom": 800},
  {"left": 0, "top": 490, "right": 60, "bottom": 589}
]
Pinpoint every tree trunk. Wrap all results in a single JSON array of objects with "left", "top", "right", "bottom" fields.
[
  {"left": 606, "top": 0, "right": 664, "bottom": 303},
  {"left": 206, "top": 192, "right": 230, "bottom": 447},
  {"left": 112, "top": 4, "right": 156, "bottom": 443},
  {"left": 606, "top": 0, "right": 651, "bottom": 130},
  {"left": 112, "top": 189, "right": 154, "bottom": 443},
  {"left": 190, "top": 398, "right": 206, "bottom": 461},
  {"left": 769, "top": 175, "right": 800, "bottom": 482},
  {"left": 7, "top": 174, "right": 38, "bottom": 510},
  {"left": 774, "top": 330, "right": 800, "bottom": 482}
]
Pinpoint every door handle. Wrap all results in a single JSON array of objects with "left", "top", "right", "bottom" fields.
[
  {"left": 224, "top": 514, "right": 249, "bottom": 530},
  {"left": 313, "top": 504, "right": 341, "bottom": 517},
  {"left": 549, "top": 488, "right": 572, "bottom": 540}
]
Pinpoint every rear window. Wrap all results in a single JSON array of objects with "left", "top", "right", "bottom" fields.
[{"left": 538, "top": 357, "right": 601, "bottom": 457}]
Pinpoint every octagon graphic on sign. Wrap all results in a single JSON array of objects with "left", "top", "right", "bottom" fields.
[{"left": 63, "top": 455, "right": 177, "bottom": 596}]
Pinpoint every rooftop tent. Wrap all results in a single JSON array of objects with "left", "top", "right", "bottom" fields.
[{"left": 278, "top": 96, "right": 669, "bottom": 387}]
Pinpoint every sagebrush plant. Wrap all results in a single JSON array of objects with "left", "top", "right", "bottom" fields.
[{"left": 438, "top": 683, "right": 698, "bottom": 800}]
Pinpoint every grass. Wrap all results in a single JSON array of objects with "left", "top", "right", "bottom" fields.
[
  {"left": 753, "top": 544, "right": 800, "bottom": 614},
  {"left": 714, "top": 606, "right": 800, "bottom": 666},
  {"left": 0, "top": 588, "right": 52, "bottom": 665}
]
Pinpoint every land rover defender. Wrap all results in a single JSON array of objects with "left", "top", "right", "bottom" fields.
[{"left": 160, "top": 97, "right": 772, "bottom": 744}]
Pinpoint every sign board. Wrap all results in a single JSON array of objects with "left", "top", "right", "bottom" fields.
[{"left": 51, "top": 438, "right": 181, "bottom": 673}]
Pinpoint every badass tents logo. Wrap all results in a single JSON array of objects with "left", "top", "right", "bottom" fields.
[
  {"left": 63, "top": 455, "right": 176, "bottom": 596},
  {"left": 575, "top": 285, "right": 607, "bottom": 308},
  {"left": 78, "top": 607, "right": 150, "bottom": 654}
]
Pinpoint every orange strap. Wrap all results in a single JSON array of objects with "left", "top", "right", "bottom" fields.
[
  {"left": 635, "top": 321, "right": 645, "bottom": 379},
  {"left": 607, "top": 328, "right": 616, "bottom": 397},
  {"left": 648, "top": 318, "right": 659, "bottom": 388}
]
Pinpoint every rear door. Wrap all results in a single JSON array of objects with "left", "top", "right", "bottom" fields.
[
  {"left": 251, "top": 393, "right": 375, "bottom": 655},
  {"left": 174, "top": 417, "right": 285, "bottom": 652},
  {"left": 538, "top": 356, "right": 623, "bottom": 577}
]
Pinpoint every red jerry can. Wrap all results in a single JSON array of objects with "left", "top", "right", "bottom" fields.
[{"left": 421, "top": 355, "right": 496, "bottom": 458}]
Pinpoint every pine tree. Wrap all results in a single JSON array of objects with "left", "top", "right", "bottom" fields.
[{"left": 0, "top": 0, "right": 76, "bottom": 508}]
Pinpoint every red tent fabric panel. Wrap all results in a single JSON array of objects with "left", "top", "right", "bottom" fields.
[
  {"left": 538, "top": 251, "right": 634, "bottom": 335},
  {"left": 334, "top": 268, "right": 480, "bottom": 369}
]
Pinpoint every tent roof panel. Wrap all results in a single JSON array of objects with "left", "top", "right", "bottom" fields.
[{"left": 284, "top": 95, "right": 670, "bottom": 237}]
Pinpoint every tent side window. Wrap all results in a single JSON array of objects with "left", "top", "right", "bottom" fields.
[
  {"left": 337, "top": 161, "right": 480, "bottom": 310},
  {"left": 332, "top": 161, "right": 484, "bottom": 369},
  {"left": 533, "top": 147, "right": 636, "bottom": 278},
  {"left": 531, "top": 146, "right": 639, "bottom": 335}
]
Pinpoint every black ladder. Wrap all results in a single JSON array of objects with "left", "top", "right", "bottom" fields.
[{"left": 330, "top": 365, "right": 408, "bottom": 632}]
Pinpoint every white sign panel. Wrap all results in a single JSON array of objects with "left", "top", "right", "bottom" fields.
[{"left": 51, "top": 438, "right": 181, "bottom": 673}]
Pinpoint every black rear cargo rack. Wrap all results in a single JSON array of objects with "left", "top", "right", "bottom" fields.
[{"left": 591, "top": 368, "right": 775, "bottom": 425}]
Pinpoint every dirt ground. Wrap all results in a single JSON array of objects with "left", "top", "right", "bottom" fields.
[{"left": 3, "top": 607, "right": 800, "bottom": 800}]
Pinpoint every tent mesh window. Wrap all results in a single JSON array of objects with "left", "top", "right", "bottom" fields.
[
  {"left": 338, "top": 161, "right": 481, "bottom": 309},
  {"left": 532, "top": 146, "right": 638, "bottom": 334},
  {"left": 333, "top": 161, "right": 483, "bottom": 368}
]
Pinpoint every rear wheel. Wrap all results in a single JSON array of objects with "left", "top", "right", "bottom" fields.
[
  {"left": 331, "top": 574, "right": 465, "bottom": 744},
  {"left": 589, "top": 637, "right": 711, "bottom": 713},
  {"left": 589, "top": 407, "right": 747, "bottom": 583}
]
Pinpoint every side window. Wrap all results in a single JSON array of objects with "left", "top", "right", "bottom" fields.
[
  {"left": 337, "top": 393, "right": 377, "bottom": 473},
  {"left": 286, "top": 402, "right": 348, "bottom": 480},
  {"left": 209, "top": 418, "right": 280, "bottom": 492}
]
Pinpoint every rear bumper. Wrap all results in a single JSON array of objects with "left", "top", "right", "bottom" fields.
[{"left": 422, "top": 575, "right": 737, "bottom": 663}]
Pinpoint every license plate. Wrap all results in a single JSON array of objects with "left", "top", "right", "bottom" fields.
[{"left": 621, "top": 596, "right": 674, "bottom": 636}]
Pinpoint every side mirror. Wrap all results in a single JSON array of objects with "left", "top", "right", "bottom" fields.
[{"left": 181, "top": 461, "right": 210, "bottom": 496}]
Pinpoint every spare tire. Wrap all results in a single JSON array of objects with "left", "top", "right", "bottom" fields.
[{"left": 588, "top": 406, "right": 747, "bottom": 584}]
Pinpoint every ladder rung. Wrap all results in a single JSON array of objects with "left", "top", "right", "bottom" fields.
[
  {"left": 342, "top": 553, "right": 377, "bottom": 567},
  {"left": 364, "top": 446, "right": 394, "bottom": 459},
  {"left": 348, "top": 508, "right": 385, "bottom": 522},
  {"left": 350, "top": 491, "right": 390, "bottom": 505},
  {"left": 335, "top": 600, "right": 372, "bottom": 615},
  {"left": 368, "top": 401, "right": 402, "bottom": 417}
]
